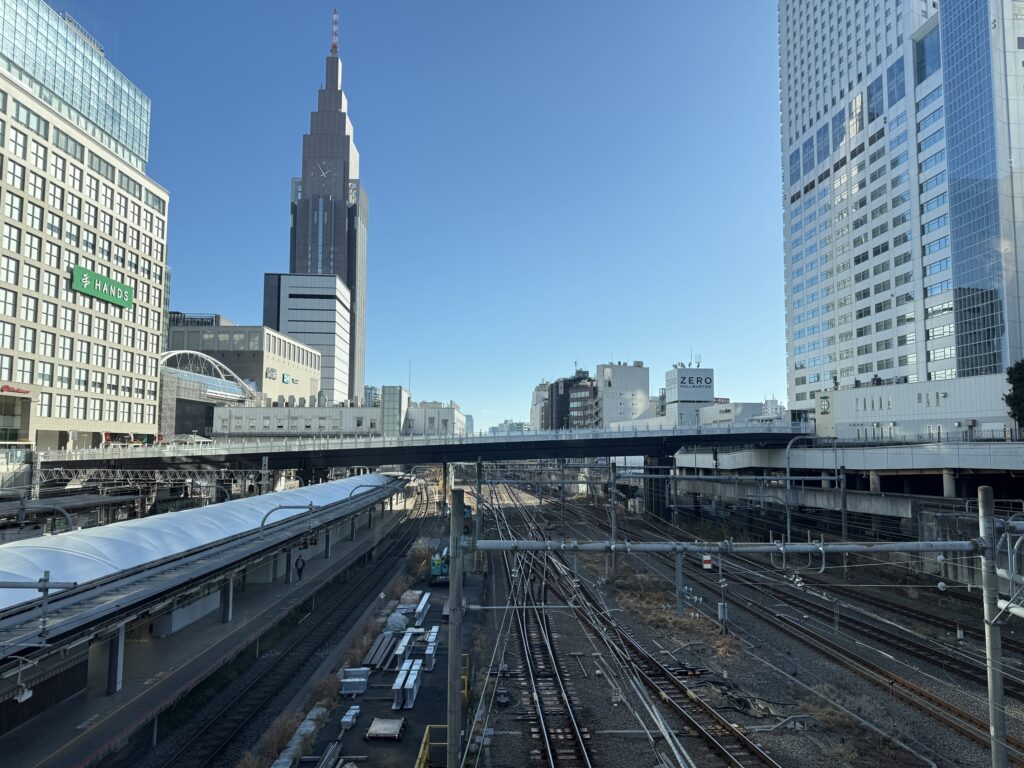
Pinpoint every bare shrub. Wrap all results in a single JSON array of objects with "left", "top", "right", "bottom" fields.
[
  {"left": 312, "top": 674, "right": 339, "bottom": 703},
  {"left": 265, "top": 712, "right": 302, "bottom": 756},
  {"left": 407, "top": 539, "right": 431, "bottom": 580},
  {"left": 342, "top": 621, "right": 379, "bottom": 666}
]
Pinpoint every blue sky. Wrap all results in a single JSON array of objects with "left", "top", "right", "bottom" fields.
[{"left": 52, "top": 1, "right": 786, "bottom": 431}]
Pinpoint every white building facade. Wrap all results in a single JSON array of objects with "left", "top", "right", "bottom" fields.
[
  {"left": 263, "top": 272, "right": 351, "bottom": 405},
  {"left": 780, "top": 0, "right": 1024, "bottom": 425},
  {"left": 212, "top": 395, "right": 466, "bottom": 439},
  {"left": 594, "top": 362, "right": 649, "bottom": 427},
  {"left": 529, "top": 382, "right": 547, "bottom": 431}
]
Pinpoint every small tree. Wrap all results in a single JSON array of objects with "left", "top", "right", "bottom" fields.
[{"left": 1004, "top": 360, "right": 1024, "bottom": 428}]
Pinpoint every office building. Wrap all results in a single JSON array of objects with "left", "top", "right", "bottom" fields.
[
  {"left": 594, "top": 361, "right": 649, "bottom": 427},
  {"left": 286, "top": 11, "right": 366, "bottom": 403},
  {"left": 488, "top": 419, "right": 529, "bottom": 436},
  {"left": 610, "top": 364, "right": 717, "bottom": 429},
  {"left": 264, "top": 272, "right": 349, "bottom": 404},
  {"left": 364, "top": 385, "right": 381, "bottom": 407},
  {"left": 781, "top": 0, "right": 1024, "bottom": 433},
  {"left": 540, "top": 370, "right": 595, "bottom": 430},
  {"left": 167, "top": 312, "right": 321, "bottom": 402},
  {"left": 529, "top": 382, "right": 548, "bottom": 431},
  {"left": 0, "top": 0, "right": 169, "bottom": 449}
]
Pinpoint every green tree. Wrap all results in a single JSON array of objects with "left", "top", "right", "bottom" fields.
[{"left": 1004, "top": 360, "right": 1024, "bottom": 427}]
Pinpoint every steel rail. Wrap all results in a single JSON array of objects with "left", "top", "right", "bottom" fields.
[
  {"left": 492, "top": 491, "right": 592, "bottom": 767},
  {"left": 558, "top": 494, "right": 1024, "bottom": 765},
  {"left": 605, "top": 510, "right": 1024, "bottom": 699},
  {"left": 152, "top": 489, "right": 434, "bottom": 768},
  {"left": 496, "top": 482, "right": 780, "bottom": 768}
]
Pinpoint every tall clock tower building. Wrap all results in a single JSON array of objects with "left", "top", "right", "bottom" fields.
[{"left": 277, "top": 12, "right": 367, "bottom": 404}]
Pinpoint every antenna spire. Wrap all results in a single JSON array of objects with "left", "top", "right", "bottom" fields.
[{"left": 330, "top": 8, "right": 339, "bottom": 55}]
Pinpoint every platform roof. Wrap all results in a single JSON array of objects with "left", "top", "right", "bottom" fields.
[{"left": 0, "top": 475, "right": 390, "bottom": 611}]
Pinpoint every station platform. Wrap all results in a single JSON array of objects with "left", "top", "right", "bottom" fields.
[{"left": 0, "top": 503, "right": 407, "bottom": 768}]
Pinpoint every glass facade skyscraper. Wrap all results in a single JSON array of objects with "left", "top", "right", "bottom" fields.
[
  {"left": 0, "top": 0, "right": 150, "bottom": 169},
  {"left": 780, "top": 0, "right": 1024, "bottom": 415}
]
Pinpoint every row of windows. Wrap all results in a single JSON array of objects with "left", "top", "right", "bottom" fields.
[
  {"left": 0, "top": 269, "right": 160, "bottom": 332},
  {"left": 0, "top": 352, "right": 156, "bottom": 399},
  {"left": 2, "top": 103, "right": 165, "bottom": 217},
  {"left": 0, "top": 291, "right": 160, "bottom": 355},
  {"left": 3, "top": 155, "right": 166, "bottom": 265},
  {"left": 32, "top": 391, "right": 156, "bottom": 424}
]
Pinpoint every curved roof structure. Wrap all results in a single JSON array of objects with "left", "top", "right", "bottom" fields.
[
  {"left": 159, "top": 349, "right": 259, "bottom": 401},
  {"left": 0, "top": 474, "right": 392, "bottom": 611}
]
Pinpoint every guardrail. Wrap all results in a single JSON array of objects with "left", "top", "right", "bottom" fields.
[{"left": 39, "top": 424, "right": 812, "bottom": 463}]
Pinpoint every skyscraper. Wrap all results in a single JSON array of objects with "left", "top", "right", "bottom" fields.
[
  {"left": 780, "top": 0, "right": 1024, "bottom": 434},
  {"left": 285, "top": 10, "right": 366, "bottom": 403}
]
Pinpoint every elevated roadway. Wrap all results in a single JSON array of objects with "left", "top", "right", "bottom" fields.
[{"left": 38, "top": 425, "right": 808, "bottom": 472}]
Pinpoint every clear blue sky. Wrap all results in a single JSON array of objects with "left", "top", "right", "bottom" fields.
[{"left": 51, "top": 1, "right": 786, "bottom": 431}]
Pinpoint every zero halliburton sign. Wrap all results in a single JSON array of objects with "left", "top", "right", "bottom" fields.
[
  {"left": 669, "top": 367, "right": 714, "bottom": 401},
  {"left": 71, "top": 266, "right": 135, "bottom": 309}
]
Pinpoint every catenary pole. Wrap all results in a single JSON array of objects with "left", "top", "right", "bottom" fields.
[
  {"left": 979, "top": 485, "right": 1008, "bottom": 768},
  {"left": 447, "top": 489, "right": 465, "bottom": 768}
]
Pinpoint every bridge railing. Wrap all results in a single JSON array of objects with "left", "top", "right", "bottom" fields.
[{"left": 39, "top": 423, "right": 812, "bottom": 463}]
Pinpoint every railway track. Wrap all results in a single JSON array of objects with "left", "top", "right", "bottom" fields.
[
  {"left": 549, "top": 492, "right": 1024, "bottom": 765},
  {"left": 491, "top": 482, "right": 781, "bottom": 768},
  {"left": 154, "top": 485, "right": 435, "bottom": 768},
  {"left": 493, "top": 493, "right": 593, "bottom": 767},
  {"left": 615, "top": 511, "right": 1024, "bottom": 698}
]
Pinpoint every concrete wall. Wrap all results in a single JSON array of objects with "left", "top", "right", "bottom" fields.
[
  {"left": 830, "top": 373, "right": 1012, "bottom": 440},
  {"left": 595, "top": 363, "right": 649, "bottom": 426},
  {"left": 671, "top": 475, "right": 916, "bottom": 518},
  {"left": 152, "top": 592, "right": 220, "bottom": 637}
]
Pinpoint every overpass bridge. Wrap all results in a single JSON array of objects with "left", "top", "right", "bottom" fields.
[{"left": 37, "top": 425, "right": 809, "bottom": 474}]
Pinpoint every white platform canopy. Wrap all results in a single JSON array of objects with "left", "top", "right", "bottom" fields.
[{"left": 0, "top": 474, "right": 392, "bottom": 611}]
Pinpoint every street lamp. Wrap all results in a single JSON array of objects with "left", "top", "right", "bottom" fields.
[{"left": 259, "top": 504, "right": 315, "bottom": 540}]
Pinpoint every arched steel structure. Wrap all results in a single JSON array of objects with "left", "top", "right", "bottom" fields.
[{"left": 159, "top": 350, "right": 259, "bottom": 401}]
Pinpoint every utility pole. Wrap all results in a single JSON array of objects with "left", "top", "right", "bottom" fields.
[
  {"left": 559, "top": 458, "right": 565, "bottom": 529},
  {"left": 840, "top": 465, "right": 849, "bottom": 578},
  {"left": 474, "top": 458, "right": 482, "bottom": 543},
  {"left": 979, "top": 485, "right": 1007, "bottom": 768},
  {"left": 447, "top": 489, "right": 465, "bottom": 768},
  {"left": 674, "top": 548, "right": 685, "bottom": 615},
  {"left": 608, "top": 462, "right": 618, "bottom": 583},
  {"left": 474, "top": 459, "right": 482, "bottom": 573}
]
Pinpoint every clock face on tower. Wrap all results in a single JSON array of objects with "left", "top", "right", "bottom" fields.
[{"left": 312, "top": 160, "right": 339, "bottom": 192}]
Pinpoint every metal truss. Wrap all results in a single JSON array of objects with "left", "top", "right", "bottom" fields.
[{"left": 37, "top": 467, "right": 266, "bottom": 486}]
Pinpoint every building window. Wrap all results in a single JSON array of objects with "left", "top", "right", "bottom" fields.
[
  {"left": 0, "top": 288, "right": 15, "bottom": 318},
  {"left": 15, "top": 357, "right": 33, "bottom": 384}
]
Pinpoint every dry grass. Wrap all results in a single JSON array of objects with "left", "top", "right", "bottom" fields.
[
  {"left": 342, "top": 620, "right": 379, "bottom": 666},
  {"left": 407, "top": 539, "right": 432, "bottom": 580},
  {"left": 798, "top": 683, "right": 918, "bottom": 767},
  {"left": 614, "top": 569, "right": 741, "bottom": 657},
  {"left": 311, "top": 674, "right": 339, "bottom": 703},
  {"left": 266, "top": 712, "right": 303, "bottom": 755},
  {"left": 799, "top": 684, "right": 857, "bottom": 729}
]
